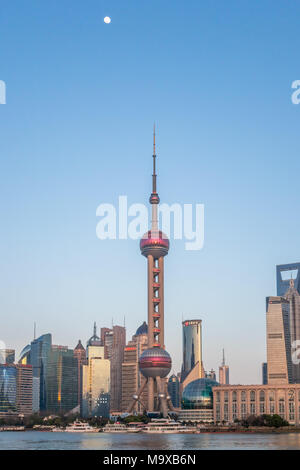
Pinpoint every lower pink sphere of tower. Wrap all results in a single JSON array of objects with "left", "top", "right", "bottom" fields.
[
  {"left": 140, "top": 230, "right": 169, "bottom": 258},
  {"left": 139, "top": 347, "right": 172, "bottom": 378}
]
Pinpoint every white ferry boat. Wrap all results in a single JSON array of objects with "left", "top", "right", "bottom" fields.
[
  {"left": 142, "top": 419, "right": 196, "bottom": 434},
  {"left": 102, "top": 422, "right": 128, "bottom": 433},
  {"left": 64, "top": 420, "right": 99, "bottom": 433},
  {"left": 126, "top": 422, "right": 144, "bottom": 433}
]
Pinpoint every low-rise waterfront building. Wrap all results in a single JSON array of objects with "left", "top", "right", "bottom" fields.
[
  {"left": 178, "top": 408, "right": 214, "bottom": 423},
  {"left": 213, "top": 384, "right": 300, "bottom": 425}
]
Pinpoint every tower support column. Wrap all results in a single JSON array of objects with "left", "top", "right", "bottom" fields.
[
  {"left": 147, "top": 255, "right": 154, "bottom": 348},
  {"left": 148, "top": 377, "right": 154, "bottom": 412},
  {"left": 158, "top": 256, "right": 164, "bottom": 348}
]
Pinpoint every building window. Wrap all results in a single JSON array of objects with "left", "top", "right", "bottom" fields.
[
  {"left": 260, "top": 402, "right": 265, "bottom": 414},
  {"left": 241, "top": 391, "right": 246, "bottom": 402},
  {"left": 232, "top": 391, "right": 237, "bottom": 402},
  {"left": 224, "top": 391, "right": 229, "bottom": 403},
  {"left": 279, "top": 398, "right": 285, "bottom": 417},
  {"left": 259, "top": 390, "right": 265, "bottom": 402},
  {"left": 232, "top": 403, "right": 237, "bottom": 421},
  {"left": 216, "top": 404, "right": 220, "bottom": 421},
  {"left": 250, "top": 403, "right": 255, "bottom": 415},
  {"left": 224, "top": 403, "right": 228, "bottom": 421},
  {"left": 241, "top": 403, "right": 246, "bottom": 419},
  {"left": 250, "top": 390, "right": 256, "bottom": 402},
  {"left": 216, "top": 391, "right": 220, "bottom": 403},
  {"left": 289, "top": 401, "right": 295, "bottom": 421}
]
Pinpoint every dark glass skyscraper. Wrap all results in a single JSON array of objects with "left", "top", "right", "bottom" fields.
[
  {"left": 262, "top": 362, "right": 268, "bottom": 385},
  {"left": 30, "top": 333, "right": 52, "bottom": 410},
  {"left": 46, "top": 346, "right": 78, "bottom": 414}
]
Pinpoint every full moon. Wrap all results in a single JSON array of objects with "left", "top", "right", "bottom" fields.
[{"left": 104, "top": 16, "right": 111, "bottom": 24}]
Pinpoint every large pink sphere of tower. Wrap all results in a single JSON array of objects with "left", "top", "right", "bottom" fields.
[
  {"left": 140, "top": 230, "right": 169, "bottom": 258},
  {"left": 139, "top": 347, "right": 172, "bottom": 378}
]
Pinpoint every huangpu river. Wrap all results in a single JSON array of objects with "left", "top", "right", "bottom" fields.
[{"left": 1, "top": 431, "right": 300, "bottom": 450}]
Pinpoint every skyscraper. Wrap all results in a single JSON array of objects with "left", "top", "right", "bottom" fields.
[
  {"left": 82, "top": 325, "right": 110, "bottom": 417},
  {"left": 262, "top": 362, "right": 268, "bottom": 385},
  {"left": 284, "top": 278, "right": 300, "bottom": 383},
  {"left": 30, "top": 333, "right": 52, "bottom": 411},
  {"left": 0, "top": 364, "right": 33, "bottom": 417},
  {"left": 0, "top": 349, "right": 15, "bottom": 364},
  {"left": 181, "top": 320, "right": 205, "bottom": 389},
  {"left": 101, "top": 325, "right": 126, "bottom": 412},
  {"left": 128, "top": 129, "right": 173, "bottom": 417},
  {"left": 167, "top": 374, "right": 180, "bottom": 408},
  {"left": 218, "top": 349, "right": 229, "bottom": 385},
  {"left": 0, "top": 364, "right": 17, "bottom": 416},
  {"left": 266, "top": 296, "right": 292, "bottom": 384},
  {"left": 16, "top": 364, "right": 33, "bottom": 416},
  {"left": 121, "top": 322, "right": 148, "bottom": 413},
  {"left": 45, "top": 345, "right": 78, "bottom": 414},
  {"left": 73, "top": 340, "right": 87, "bottom": 408},
  {"left": 277, "top": 262, "right": 300, "bottom": 297}
]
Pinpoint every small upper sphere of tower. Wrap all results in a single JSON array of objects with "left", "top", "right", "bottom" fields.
[
  {"left": 149, "top": 193, "right": 160, "bottom": 205},
  {"left": 139, "top": 347, "right": 172, "bottom": 378},
  {"left": 140, "top": 230, "right": 169, "bottom": 258}
]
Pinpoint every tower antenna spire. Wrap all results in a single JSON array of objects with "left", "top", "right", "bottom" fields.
[
  {"left": 152, "top": 123, "right": 157, "bottom": 195},
  {"left": 93, "top": 321, "right": 97, "bottom": 337}
]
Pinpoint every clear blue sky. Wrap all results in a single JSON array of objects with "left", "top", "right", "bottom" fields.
[{"left": 1, "top": 0, "right": 300, "bottom": 384}]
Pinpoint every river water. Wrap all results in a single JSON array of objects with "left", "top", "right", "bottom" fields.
[{"left": 1, "top": 431, "right": 300, "bottom": 450}]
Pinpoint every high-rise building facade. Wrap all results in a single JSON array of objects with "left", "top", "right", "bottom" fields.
[
  {"left": 266, "top": 296, "right": 292, "bottom": 384},
  {"left": 128, "top": 130, "right": 173, "bottom": 417},
  {"left": 73, "top": 340, "right": 87, "bottom": 408},
  {"left": 262, "top": 362, "right": 268, "bottom": 385},
  {"left": 45, "top": 346, "right": 78, "bottom": 414},
  {"left": 82, "top": 326, "right": 110, "bottom": 417},
  {"left": 30, "top": 333, "right": 52, "bottom": 411},
  {"left": 16, "top": 364, "right": 33, "bottom": 416},
  {"left": 168, "top": 374, "right": 180, "bottom": 408},
  {"left": 0, "top": 349, "right": 15, "bottom": 364},
  {"left": 102, "top": 325, "right": 126, "bottom": 412},
  {"left": 19, "top": 344, "right": 31, "bottom": 365},
  {"left": 181, "top": 320, "right": 205, "bottom": 389},
  {"left": 0, "top": 364, "right": 33, "bottom": 417},
  {"left": 277, "top": 262, "right": 300, "bottom": 297},
  {"left": 284, "top": 279, "right": 300, "bottom": 383},
  {"left": 219, "top": 349, "right": 229, "bottom": 385},
  {"left": 121, "top": 323, "right": 148, "bottom": 413},
  {"left": 0, "top": 364, "right": 17, "bottom": 416}
]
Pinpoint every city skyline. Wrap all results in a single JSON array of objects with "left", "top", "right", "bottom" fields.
[{"left": 2, "top": 1, "right": 300, "bottom": 385}]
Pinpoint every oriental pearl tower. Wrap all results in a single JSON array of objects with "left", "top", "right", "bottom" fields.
[{"left": 127, "top": 127, "right": 174, "bottom": 417}]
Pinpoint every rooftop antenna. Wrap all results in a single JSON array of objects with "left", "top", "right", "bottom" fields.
[
  {"left": 222, "top": 348, "right": 225, "bottom": 366},
  {"left": 93, "top": 321, "right": 97, "bottom": 337}
]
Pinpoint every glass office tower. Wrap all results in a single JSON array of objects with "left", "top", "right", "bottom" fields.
[
  {"left": 30, "top": 333, "right": 52, "bottom": 410},
  {"left": 168, "top": 374, "right": 180, "bottom": 408},
  {"left": 46, "top": 346, "right": 78, "bottom": 414},
  {"left": 181, "top": 320, "right": 203, "bottom": 382},
  {"left": 0, "top": 365, "right": 17, "bottom": 413}
]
